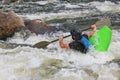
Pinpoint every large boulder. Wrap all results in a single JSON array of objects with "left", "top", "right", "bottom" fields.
[
  {"left": 0, "top": 11, "right": 25, "bottom": 40},
  {"left": 24, "top": 19, "right": 56, "bottom": 34}
]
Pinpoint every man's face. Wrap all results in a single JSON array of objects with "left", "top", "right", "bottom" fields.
[{"left": 72, "top": 36, "right": 79, "bottom": 40}]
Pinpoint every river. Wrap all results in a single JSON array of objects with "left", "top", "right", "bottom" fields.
[{"left": 0, "top": 0, "right": 120, "bottom": 80}]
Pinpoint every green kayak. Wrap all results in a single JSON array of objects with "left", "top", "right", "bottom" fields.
[{"left": 89, "top": 25, "right": 112, "bottom": 52}]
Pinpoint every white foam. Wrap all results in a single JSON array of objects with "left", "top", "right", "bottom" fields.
[
  {"left": 64, "top": 3, "right": 80, "bottom": 8},
  {"left": 24, "top": 10, "right": 92, "bottom": 21},
  {"left": 90, "top": 1, "right": 120, "bottom": 13}
]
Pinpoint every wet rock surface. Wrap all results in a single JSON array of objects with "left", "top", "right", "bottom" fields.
[
  {"left": 0, "top": 11, "right": 25, "bottom": 40},
  {"left": 0, "top": 11, "right": 58, "bottom": 40},
  {"left": 24, "top": 19, "right": 56, "bottom": 34}
]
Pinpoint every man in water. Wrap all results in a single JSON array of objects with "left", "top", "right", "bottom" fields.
[{"left": 59, "top": 25, "right": 96, "bottom": 53}]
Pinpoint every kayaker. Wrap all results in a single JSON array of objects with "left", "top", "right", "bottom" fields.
[{"left": 59, "top": 24, "right": 96, "bottom": 53}]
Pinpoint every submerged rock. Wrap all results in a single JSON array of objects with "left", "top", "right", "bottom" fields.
[
  {"left": 2, "top": 0, "right": 19, "bottom": 3},
  {"left": 108, "top": 59, "right": 120, "bottom": 66},
  {"left": 24, "top": 19, "right": 56, "bottom": 34},
  {"left": 0, "top": 40, "right": 32, "bottom": 49},
  {"left": 10, "top": 0, "right": 19, "bottom": 3},
  {"left": 0, "top": 11, "right": 25, "bottom": 40}
]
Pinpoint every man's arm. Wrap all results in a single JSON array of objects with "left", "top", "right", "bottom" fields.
[
  {"left": 87, "top": 24, "right": 96, "bottom": 38},
  {"left": 59, "top": 36, "right": 69, "bottom": 48}
]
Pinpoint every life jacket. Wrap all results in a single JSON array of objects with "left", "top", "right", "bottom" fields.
[{"left": 78, "top": 36, "right": 91, "bottom": 51}]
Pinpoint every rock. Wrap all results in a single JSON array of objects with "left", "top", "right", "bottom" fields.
[
  {"left": 108, "top": 59, "right": 120, "bottom": 66},
  {"left": 10, "top": 0, "right": 19, "bottom": 3},
  {"left": 0, "top": 11, "right": 25, "bottom": 40},
  {"left": 24, "top": 19, "right": 56, "bottom": 34},
  {"left": 3, "top": 0, "right": 19, "bottom": 3},
  {"left": 0, "top": 40, "right": 32, "bottom": 49}
]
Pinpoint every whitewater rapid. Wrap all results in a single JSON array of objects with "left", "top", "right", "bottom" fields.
[
  {"left": 0, "top": 0, "right": 120, "bottom": 80},
  {"left": 0, "top": 29, "right": 119, "bottom": 80}
]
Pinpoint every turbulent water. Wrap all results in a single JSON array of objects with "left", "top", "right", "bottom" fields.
[{"left": 0, "top": 0, "right": 120, "bottom": 80}]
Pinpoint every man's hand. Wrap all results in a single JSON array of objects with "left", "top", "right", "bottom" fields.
[
  {"left": 59, "top": 36, "right": 63, "bottom": 43},
  {"left": 91, "top": 24, "right": 96, "bottom": 31}
]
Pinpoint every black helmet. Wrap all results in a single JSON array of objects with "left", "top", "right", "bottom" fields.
[{"left": 70, "top": 28, "right": 82, "bottom": 40}]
